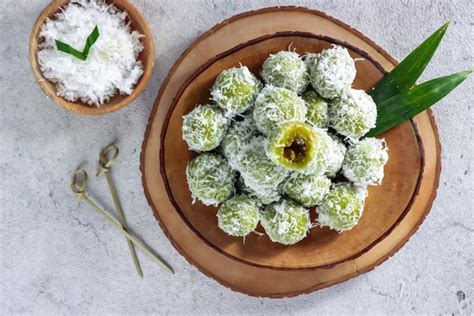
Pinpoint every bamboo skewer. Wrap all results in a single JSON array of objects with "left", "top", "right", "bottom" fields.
[
  {"left": 96, "top": 144, "right": 143, "bottom": 278},
  {"left": 71, "top": 170, "right": 174, "bottom": 274}
]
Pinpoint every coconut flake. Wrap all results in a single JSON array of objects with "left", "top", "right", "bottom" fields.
[{"left": 37, "top": 0, "right": 144, "bottom": 106}]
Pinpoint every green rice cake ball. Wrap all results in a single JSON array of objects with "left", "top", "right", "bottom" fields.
[
  {"left": 265, "top": 122, "right": 318, "bottom": 173},
  {"left": 237, "top": 176, "right": 281, "bottom": 205},
  {"left": 186, "top": 153, "right": 236, "bottom": 206},
  {"left": 211, "top": 66, "right": 262, "bottom": 117},
  {"left": 317, "top": 183, "right": 367, "bottom": 232},
  {"left": 253, "top": 86, "right": 306, "bottom": 135},
  {"left": 302, "top": 126, "right": 333, "bottom": 176},
  {"left": 220, "top": 117, "right": 258, "bottom": 169},
  {"left": 309, "top": 45, "right": 356, "bottom": 99},
  {"left": 303, "top": 90, "right": 329, "bottom": 128},
  {"left": 269, "top": 125, "right": 332, "bottom": 176},
  {"left": 265, "top": 122, "right": 334, "bottom": 176},
  {"left": 342, "top": 137, "right": 388, "bottom": 186},
  {"left": 329, "top": 89, "right": 377, "bottom": 142},
  {"left": 261, "top": 51, "right": 309, "bottom": 94},
  {"left": 237, "top": 136, "right": 289, "bottom": 191},
  {"left": 283, "top": 173, "right": 331, "bottom": 207},
  {"left": 217, "top": 195, "right": 260, "bottom": 237},
  {"left": 261, "top": 198, "right": 310, "bottom": 245},
  {"left": 182, "top": 104, "right": 228, "bottom": 152},
  {"left": 325, "top": 134, "right": 347, "bottom": 177}
]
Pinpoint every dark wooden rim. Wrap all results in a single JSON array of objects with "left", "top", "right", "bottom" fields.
[
  {"left": 140, "top": 6, "right": 441, "bottom": 297},
  {"left": 159, "top": 31, "right": 425, "bottom": 271}
]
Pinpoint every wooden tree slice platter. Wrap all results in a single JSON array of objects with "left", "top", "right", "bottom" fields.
[{"left": 140, "top": 7, "right": 441, "bottom": 297}]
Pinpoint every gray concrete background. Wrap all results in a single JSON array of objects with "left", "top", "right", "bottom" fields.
[{"left": 1, "top": 0, "right": 473, "bottom": 314}]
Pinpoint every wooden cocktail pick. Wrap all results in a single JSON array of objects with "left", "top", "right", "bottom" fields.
[
  {"left": 96, "top": 144, "right": 143, "bottom": 278},
  {"left": 71, "top": 169, "right": 174, "bottom": 274}
]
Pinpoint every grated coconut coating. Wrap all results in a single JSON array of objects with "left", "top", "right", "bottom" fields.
[
  {"left": 301, "top": 126, "right": 333, "bottom": 176},
  {"left": 325, "top": 133, "right": 347, "bottom": 177},
  {"left": 328, "top": 89, "right": 377, "bottom": 142},
  {"left": 37, "top": 0, "right": 144, "bottom": 106},
  {"left": 217, "top": 195, "right": 260, "bottom": 237},
  {"left": 261, "top": 198, "right": 311, "bottom": 245},
  {"left": 236, "top": 136, "right": 289, "bottom": 192},
  {"left": 303, "top": 90, "right": 329, "bottom": 128},
  {"left": 317, "top": 182, "right": 367, "bottom": 232},
  {"left": 186, "top": 153, "right": 236, "bottom": 206},
  {"left": 211, "top": 66, "right": 262, "bottom": 117},
  {"left": 342, "top": 137, "right": 389, "bottom": 186},
  {"left": 261, "top": 51, "right": 309, "bottom": 94},
  {"left": 220, "top": 117, "right": 259, "bottom": 169},
  {"left": 253, "top": 86, "right": 307, "bottom": 135},
  {"left": 182, "top": 49, "right": 390, "bottom": 243},
  {"left": 309, "top": 45, "right": 356, "bottom": 99},
  {"left": 182, "top": 104, "right": 228, "bottom": 152},
  {"left": 283, "top": 172, "right": 331, "bottom": 207},
  {"left": 237, "top": 176, "right": 281, "bottom": 206}
]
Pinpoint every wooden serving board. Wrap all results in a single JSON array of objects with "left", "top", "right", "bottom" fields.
[{"left": 140, "top": 7, "right": 441, "bottom": 297}]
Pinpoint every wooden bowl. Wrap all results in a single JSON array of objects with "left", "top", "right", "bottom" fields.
[
  {"left": 141, "top": 7, "right": 441, "bottom": 297},
  {"left": 29, "top": 0, "right": 154, "bottom": 115}
]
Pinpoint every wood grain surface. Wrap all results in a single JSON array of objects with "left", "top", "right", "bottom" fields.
[{"left": 140, "top": 7, "right": 441, "bottom": 297}]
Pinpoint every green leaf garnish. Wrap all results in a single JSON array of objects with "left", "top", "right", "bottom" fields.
[
  {"left": 55, "top": 26, "right": 100, "bottom": 61},
  {"left": 366, "top": 22, "right": 472, "bottom": 136},
  {"left": 367, "top": 70, "right": 472, "bottom": 136},
  {"left": 369, "top": 22, "right": 449, "bottom": 104}
]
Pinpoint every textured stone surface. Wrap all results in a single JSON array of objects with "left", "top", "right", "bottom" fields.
[{"left": 1, "top": 0, "right": 473, "bottom": 314}]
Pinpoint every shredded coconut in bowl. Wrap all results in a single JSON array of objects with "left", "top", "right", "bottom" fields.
[{"left": 37, "top": 0, "right": 144, "bottom": 106}]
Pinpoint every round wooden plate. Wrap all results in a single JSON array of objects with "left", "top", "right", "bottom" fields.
[{"left": 141, "top": 7, "right": 441, "bottom": 297}]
